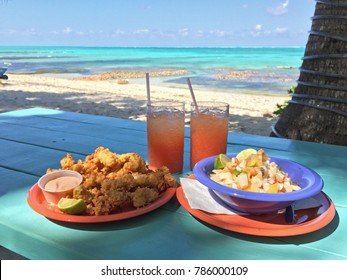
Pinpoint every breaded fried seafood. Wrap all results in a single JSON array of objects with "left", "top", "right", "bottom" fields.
[{"left": 47, "top": 147, "right": 176, "bottom": 215}]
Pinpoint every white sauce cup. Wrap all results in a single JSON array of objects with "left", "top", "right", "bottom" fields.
[{"left": 38, "top": 170, "right": 83, "bottom": 205}]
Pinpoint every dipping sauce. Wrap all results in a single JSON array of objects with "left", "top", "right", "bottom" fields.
[{"left": 44, "top": 176, "right": 81, "bottom": 192}]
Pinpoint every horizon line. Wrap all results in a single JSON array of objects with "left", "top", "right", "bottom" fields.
[{"left": 0, "top": 45, "right": 306, "bottom": 49}]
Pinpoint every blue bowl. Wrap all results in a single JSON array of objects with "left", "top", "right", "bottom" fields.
[{"left": 193, "top": 153, "right": 324, "bottom": 214}]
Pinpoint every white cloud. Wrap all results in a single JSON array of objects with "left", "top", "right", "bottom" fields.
[
  {"left": 196, "top": 30, "right": 204, "bottom": 37},
  {"left": 112, "top": 29, "right": 127, "bottom": 36},
  {"left": 209, "top": 30, "right": 227, "bottom": 37},
  {"left": 267, "top": 0, "right": 289, "bottom": 16},
  {"left": 274, "top": 27, "right": 288, "bottom": 33},
  {"left": 178, "top": 28, "right": 189, "bottom": 37},
  {"left": 29, "top": 28, "right": 37, "bottom": 35},
  {"left": 250, "top": 24, "right": 263, "bottom": 37},
  {"left": 255, "top": 24, "right": 262, "bottom": 31},
  {"left": 133, "top": 29, "right": 150, "bottom": 34},
  {"left": 63, "top": 27, "right": 73, "bottom": 34},
  {"left": 250, "top": 25, "right": 290, "bottom": 37}
]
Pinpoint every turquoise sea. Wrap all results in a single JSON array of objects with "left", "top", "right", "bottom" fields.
[{"left": 0, "top": 46, "right": 305, "bottom": 94}]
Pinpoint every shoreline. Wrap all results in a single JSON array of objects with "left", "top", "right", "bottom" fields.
[
  {"left": 7, "top": 64, "right": 297, "bottom": 95},
  {"left": 0, "top": 73, "right": 290, "bottom": 136}
]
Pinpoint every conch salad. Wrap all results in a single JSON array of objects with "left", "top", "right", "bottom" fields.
[{"left": 210, "top": 149, "right": 300, "bottom": 193}]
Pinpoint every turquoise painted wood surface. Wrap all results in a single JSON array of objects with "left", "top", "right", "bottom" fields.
[{"left": 1, "top": 108, "right": 346, "bottom": 260}]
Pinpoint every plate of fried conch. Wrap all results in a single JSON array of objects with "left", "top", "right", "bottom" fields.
[{"left": 27, "top": 147, "right": 177, "bottom": 223}]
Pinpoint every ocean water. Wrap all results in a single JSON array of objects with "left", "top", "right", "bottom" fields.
[{"left": 0, "top": 46, "right": 305, "bottom": 94}]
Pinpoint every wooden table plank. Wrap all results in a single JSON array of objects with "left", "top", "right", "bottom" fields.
[
  {"left": 0, "top": 139, "right": 87, "bottom": 176},
  {"left": 0, "top": 107, "right": 147, "bottom": 131},
  {"left": 1, "top": 116, "right": 148, "bottom": 143},
  {"left": 0, "top": 123, "right": 149, "bottom": 155}
]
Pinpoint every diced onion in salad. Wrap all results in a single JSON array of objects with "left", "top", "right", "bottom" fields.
[{"left": 210, "top": 149, "right": 300, "bottom": 193}]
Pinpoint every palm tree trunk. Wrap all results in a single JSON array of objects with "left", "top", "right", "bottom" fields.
[{"left": 271, "top": 0, "right": 347, "bottom": 146}]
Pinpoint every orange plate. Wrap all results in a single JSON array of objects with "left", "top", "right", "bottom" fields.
[
  {"left": 27, "top": 183, "right": 176, "bottom": 223},
  {"left": 176, "top": 186, "right": 336, "bottom": 237}
]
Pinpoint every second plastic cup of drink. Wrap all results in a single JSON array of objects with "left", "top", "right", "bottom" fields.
[
  {"left": 147, "top": 101, "right": 185, "bottom": 174},
  {"left": 190, "top": 101, "right": 229, "bottom": 170}
]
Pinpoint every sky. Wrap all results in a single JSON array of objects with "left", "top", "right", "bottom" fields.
[{"left": 0, "top": 0, "right": 316, "bottom": 47}]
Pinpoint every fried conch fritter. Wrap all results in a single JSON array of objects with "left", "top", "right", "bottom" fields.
[{"left": 47, "top": 147, "right": 176, "bottom": 215}]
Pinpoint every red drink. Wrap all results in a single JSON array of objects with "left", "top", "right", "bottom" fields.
[
  {"left": 147, "top": 102, "right": 185, "bottom": 173},
  {"left": 190, "top": 102, "right": 229, "bottom": 169}
]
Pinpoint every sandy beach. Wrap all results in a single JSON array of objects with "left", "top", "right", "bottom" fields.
[{"left": 0, "top": 73, "right": 290, "bottom": 135}]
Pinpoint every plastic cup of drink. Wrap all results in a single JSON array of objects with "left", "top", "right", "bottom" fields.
[
  {"left": 147, "top": 101, "right": 185, "bottom": 174},
  {"left": 190, "top": 101, "right": 229, "bottom": 170}
]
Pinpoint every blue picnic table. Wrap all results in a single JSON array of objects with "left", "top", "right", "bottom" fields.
[{"left": 0, "top": 108, "right": 346, "bottom": 260}]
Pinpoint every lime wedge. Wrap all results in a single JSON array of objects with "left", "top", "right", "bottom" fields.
[
  {"left": 214, "top": 154, "right": 231, "bottom": 169},
  {"left": 236, "top": 148, "right": 257, "bottom": 161},
  {"left": 58, "top": 198, "right": 86, "bottom": 215}
]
